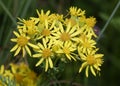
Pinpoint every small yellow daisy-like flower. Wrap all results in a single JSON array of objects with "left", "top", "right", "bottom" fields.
[
  {"left": 78, "top": 34, "right": 96, "bottom": 53},
  {"left": 37, "top": 20, "right": 56, "bottom": 39},
  {"left": 10, "top": 62, "right": 37, "bottom": 86},
  {"left": 33, "top": 38, "right": 54, "bottom": 71},
  {"left": 56, "top": 41, "right": 76, "bottom": 61},
  {"left": 37, "top": 9, "right": 51, "bottom": 23},
  {"left": 69, "top": 6, "right": 85, "bottom": 17},
  {"left": 86, "top": 17, "right": 96, "bottom": 28},
  {"left": 10, "top": 31, "right": 39, "bottom": 57},
  {"left": 17, "top": 18, "right": 38, "bottom": 36},
  {"left": 78, "top": 49, "right": 104, "bottom": 77},
  {"left": 52, "top": 22, "right": 80, "bottom": 42},
  {"left": 80, "top": 16, "right": 97, "bottom": 37}
]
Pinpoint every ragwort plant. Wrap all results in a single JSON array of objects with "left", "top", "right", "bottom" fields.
[{"left": 0, "top": 6, "right": 104, "bottom": 86}]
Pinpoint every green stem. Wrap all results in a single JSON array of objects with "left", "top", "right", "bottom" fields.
[
  {"left": 97, "top": 0, "right": 120, "bottom": 42},
  {"left": 84, "top": 77, "right": 88, "bottom": 86}
]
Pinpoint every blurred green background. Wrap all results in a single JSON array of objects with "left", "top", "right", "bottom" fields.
[{"left": 0, "top": 0, "right": 120, "bottom": 86}]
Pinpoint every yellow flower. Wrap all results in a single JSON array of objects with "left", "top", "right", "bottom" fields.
[
  {"left": 69, "top": 6, "right": 85, "bottom": 17},
  {"left": 10, "top": 31, "right": 39, "bottom": 57},
  {"left": 78, "top": 49, "right": 103, "bottom": 77},
  {"left": 10, "top": 62, "right": 37, "bottom": 86},
  {"left": 52, "top": 22, "right": 80, "bottom": 42},
  {"left": 33, "top": 38, "right": 54, "bottom": 71},
  {"left": 81, "top": 16, "right": 97, "bottom": 37},
  {"left": 37, "top": 20, "right": 56, "bottom": 39},
  {"left": 37, "top": 9, "right": 51, "bottom": 23},
  {"left": 78, "top": 34, "right": 96, "bottom": 53},
  {"left": 56, "top": 41, "right": 77, "bottom": 61},
  {"left": 86, "top": 17, "right": 96, "bottom": 28},
  {"left": 17, "top": 18, "right": 38, "bottom": 36}
]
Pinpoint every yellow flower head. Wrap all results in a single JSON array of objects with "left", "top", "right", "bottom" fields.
[
  {"left": 33, "top": 38, "right": 54, "bottom": 71},
  {"left": 10, "top": 31, "right": 39, "bottom": 57},
  {"left": 37, "top": 9, "right": 51, "bottom": 24},
  {"left": 37, "top": 20, "right": 56, "bottom": 39},
  {"left": 78, "top": 34, "right": 96, "bottom": 53},
  {"left": 86, "top": 17, "right": 96, "bottom": 28},
  {"left": 78, "top": 49, "right": 104, "bottom": 77},
  {"left": 56, "top": 41, "right": 77, "bottom": 61},
  {"left": 69, "top": 6, "right": 85, "bottom": 17},
  {"left": 17, "top": 18, "right": 39, "bottom": 36},
  {"left": 52, "top": 22, "right": 80, "bottom": 43},
  {"left": 10, "top": 62, "right": 37, "bottom": 86}
]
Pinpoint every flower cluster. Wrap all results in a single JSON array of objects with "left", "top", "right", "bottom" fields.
[
  {"left": 0, "top": 63, "right": 37, "bottom": 86},
  {"left": 10, "top": 6, "right": 104, "bottom": 77}
]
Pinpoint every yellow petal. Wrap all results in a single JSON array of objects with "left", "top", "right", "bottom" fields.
[
  {"left": 13, "top": 31, "right": 20, "bottom": 37},
  {"left": 0, "top": 65, "right": 4, "bottom": 74},
  {"left": 45, "top": 59, "right": 48, "bottom": 72},
  {"left": 79, "top": 62, "right": 87, "bottom": 73},
  {"left": 66, "top": 22, "right": 71, "bottom": 33},
  {"left": 10, "top": 44, "right": 18, "bottom": 52},
  {"left": 46, "top": 10, "right": 50, "bottom": 15},
  {"left": 70, "top": 31, "right": 80, "bottom": 37},
  {"left": 85, "top": 66, "right": 89, "bottom": 77},
  {"left": 59, "top": 23, "right": 64, "bottom": 33},
  {"left": 48, "top": 57, "right": 53, "bottom": 68},
  {"left": 69, "top": 27, "right": 76, "bottom": 34},
  {"left": 36, "top": 58, "right": 44, "bottom": 66},
  {"left": 14, "top": 46, "right": 21, "bottom": 56},
  {"left": 70, "top": 54, "right": 76, "bottom": 61},
  {"left": 11, "top": 38, "right": 17, "bottom": 42},
  {"left": 28, "top": 42, "right": 39, "bottom": 49},
  {"left": 25, "top": 45, "right": 31, "bottom": 56},
  {"left": 43, "top": 38, "right": 47, "bottom": 48},
  {"left": 22, "top": 47, "right": 26, "bottom": 57},
  {"left": 93, "top": 64, "right": 100, "bottom": 71},
  {"left": 66, "top": 54, "right": 71, "bottom": 60},
  {"left": 45, "top": 20, "right": 48, "bottom": 29},
  {"left": 90, "top": 66, "right": 96, "bottom": 76},
  {"left": 33, "top": 54, "right": 42, "bottom": 58},
  {"left": 38, "top": 43, "right": 44, "bottom": 50}
]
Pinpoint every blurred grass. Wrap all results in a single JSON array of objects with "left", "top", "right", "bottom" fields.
[{"left": 0, "top": 0, "right": 120, "bottom": 86}]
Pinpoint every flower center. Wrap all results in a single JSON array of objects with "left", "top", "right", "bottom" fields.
[
  {"left": 86, "top": 55, "right": 95, "bottom": 65},
  {"left": 42, "top": 29, "right": 50, "bottom": 36},
  {"left": 14, "top": 73, "right": 24, "bottom": 83},
  {"left": 17, "top": 36, "right": 28, "bottom": 46},
  {"left": 42, "top": 48, "right": 52, "bottom": 58},
  {"left": 63, "top": 47, "right": 70, "bottom": 54},
  {"left": 60, "top": 32, "right": 70, "bottom": 41},
  {"left": 86, "top": 17, "right": 96, "bottom": 27}
]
